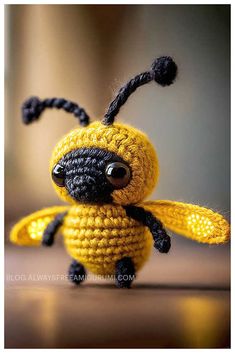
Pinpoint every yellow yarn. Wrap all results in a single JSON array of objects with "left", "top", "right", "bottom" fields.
[
  {"left": 10, "top": 121, "right": 230, "bottom": 276},
  {"left": 10, "top": 206, "right": 68, "bottom": 246},
  {"left": 10, "top": 204, "right": 153, "bottom": 275},
  {"left": 10, "top": 200, "right": 229, "bottom": 276},
  {"left": 62, "top": 204, "right": 152, "bottom": 275},
  {"left": 50, "top": 121, "right": 159, "bottom": 206},
  {"left": 140, "top": 200, "right": 230, "bottom": 244}
]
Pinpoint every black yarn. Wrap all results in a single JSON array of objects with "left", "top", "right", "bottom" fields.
[
  {"left": 151, "top": 56, "right": 177, "bottom": 86},
  {"left": 68, "top": 260, "right": 86, "bottom": 285},
  {"left": 124, "top": 205, "right": 171, "bottom": 253},
  {"left": 103, "top": 56, "right": 177, "bottom": 125},
  {"left": 42, "top": 211, "right": 67, "bottom": 246},
  {"left": 115, "top": 257, "right": 136, "bottom": 288},
  {"left": 22, "top": 96, "right": 90, "bottom": 126},
  {"left": 56, "top": 147, "right": 132, "bottom": 204}
]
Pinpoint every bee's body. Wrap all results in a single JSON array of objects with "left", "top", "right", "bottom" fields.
[
  {"left": 10, "top": 56, "right": 230, "bottom": 288},
  {"left": 63, "top": 204, "right": 152, "bottom": 275}
]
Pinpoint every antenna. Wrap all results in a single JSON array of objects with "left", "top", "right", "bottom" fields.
[
  {"left": 103, "top": 56, "right": 177, "bottom": 125},
  {"left": 22, "top": 97, "right": 90, "bottom": 126}
]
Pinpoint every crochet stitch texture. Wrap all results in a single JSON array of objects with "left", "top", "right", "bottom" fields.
[
  {"left": 10, "top": 56, "right": 230, "bottom": 286},
  {"left": 50, "top": 122, "right": 158, "bottom": 206}
]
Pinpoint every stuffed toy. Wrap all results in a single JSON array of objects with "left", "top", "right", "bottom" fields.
[{"left": 10, "top": 56, "right": 230, "bottom": 288}]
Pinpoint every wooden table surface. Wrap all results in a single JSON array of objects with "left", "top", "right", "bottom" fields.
[{"left": 5, "top": 239, "right": 230, "bottom": 348}]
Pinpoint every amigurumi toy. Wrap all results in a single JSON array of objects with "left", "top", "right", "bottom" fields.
[{"left": 10, "top": 56, "right": 230, "bottom": 288}]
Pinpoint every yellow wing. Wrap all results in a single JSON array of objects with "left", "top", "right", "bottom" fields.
[
  {"left": 10, "top": 206, "right": 69, "bottom": 246},
  {"left": 139, "top": 200, "right": 230, "bottom": 244}
]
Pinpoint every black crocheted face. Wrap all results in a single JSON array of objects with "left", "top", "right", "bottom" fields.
[{"left": 51, "top": 148, "right": 132, "bottom": 204}]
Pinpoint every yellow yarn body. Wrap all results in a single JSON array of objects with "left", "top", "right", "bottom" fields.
[
  {"left": 10, "top": 204, "right": 153, "bottom": 276},
  {"left": 62, "top": 204, "right": 152, "bottom": 275}
]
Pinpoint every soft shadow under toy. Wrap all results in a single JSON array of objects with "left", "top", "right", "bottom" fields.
[{"left": 10, "top": 56, "right": 230, "bottom": 288}]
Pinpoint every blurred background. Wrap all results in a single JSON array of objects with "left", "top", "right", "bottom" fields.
[{"left": 5, "top": 4, "right": 230, "bottom": 349}]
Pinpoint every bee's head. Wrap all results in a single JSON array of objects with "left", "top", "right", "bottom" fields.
[
  {"left": 50, "top": 122, "right": 158, "bottom": 205},
  {"left": 22, "top": 56, "right": 177, "bottom": 205}
]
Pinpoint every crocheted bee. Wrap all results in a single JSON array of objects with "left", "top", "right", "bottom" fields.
[{"left": 10, "top": 56, "right": 230, "bottom": 288}]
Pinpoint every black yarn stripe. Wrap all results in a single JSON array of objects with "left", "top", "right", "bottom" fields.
[
  {"left": 62, "top": 148, "right": 122, "bottom": 161},
  {"left": 65, "top": 158, "right": 109, "bottom": 170},
  {"left": 66, "top": 167, "right": 103, "bottom": 178},
  {"left": 124, "top": 205, "right": 171, "bottom": 253}
]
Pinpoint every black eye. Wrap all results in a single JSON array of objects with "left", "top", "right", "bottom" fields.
[
  {"left": 52, "top": 164, "right": 65, "bottom": 187},
  {"left": 105, "top": 162, "right": 131, "bottom": 189}
]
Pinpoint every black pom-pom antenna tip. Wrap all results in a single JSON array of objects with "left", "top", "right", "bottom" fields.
[
  {"left": 151, "top": 56, "right": 177, "bottom": 86},
  {"left": 21, "top": 56, "right": 177, "bottom": 127}
]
